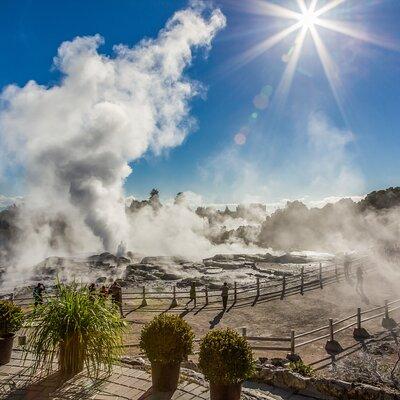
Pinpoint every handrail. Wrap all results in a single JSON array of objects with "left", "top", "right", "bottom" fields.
[
  {"left": 2, "top": 253, "right": 375, "bottom": 311},
  {"left": 245, "top": 336, "right": 291, "bottom": 342}
]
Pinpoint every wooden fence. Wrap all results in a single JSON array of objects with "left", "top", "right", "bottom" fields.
[
  {"left": 1, "top": 255, "right": 369, "bottom": 310},
  {"left": 240, "top": 297, "right": 400, "bottom": 368}
]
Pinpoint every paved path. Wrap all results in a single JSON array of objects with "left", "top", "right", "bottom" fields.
[{"left": 0, "top": 351, "right": 313, "bottom": 400}]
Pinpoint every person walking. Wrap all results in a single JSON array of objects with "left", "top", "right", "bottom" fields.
[
  {"left": 356, "top": 266, "right": 364, "bottom": 294},
  {"left": 88, "top": 283, "right": 96, "bottom": 300},
  {"left": 109, "top": 281, "right": 124, "bottom": 317},
  {"left": 99, "top": 285, "right": 108, "bottom": 299},
  {"left": 33, "top": 283, "right": 45, "bottom": 307},
  {"left": 343, "top": 254, "right": 351, "bottom": 280},
  {"left": 221, "top": 282, "right": 229, "bottom": 310},
  {"left": 187, "top": 282, "right": 197, "bottom": 307}
]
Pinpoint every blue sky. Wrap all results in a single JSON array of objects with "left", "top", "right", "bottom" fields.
[{"left": 0, "top": 0, "right": 399, "bottom": 204}]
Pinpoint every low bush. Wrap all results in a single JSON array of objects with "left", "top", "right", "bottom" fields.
[
  {"left": 199, "top": 328, "right": 255, "bottom": 384},
  {"left": 288, "top": 360, "right": 313, "bottom": 377},
  {"left": 140, "top": 314, "right": 194, "bottom": 364},
  {"left": 25, "top": 282, "right": 126, "bottom": 377},
  {"left": 0, "top": 300, "right": 24, "bottom": 336}
]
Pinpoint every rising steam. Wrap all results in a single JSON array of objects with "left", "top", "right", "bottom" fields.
[{"left": 0, "top": 3, "right": 226, "bottom": 263}]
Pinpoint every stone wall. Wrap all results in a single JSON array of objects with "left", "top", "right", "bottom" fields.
[{"left": 252, "top": 365, "right": 400, "bottom": 400}]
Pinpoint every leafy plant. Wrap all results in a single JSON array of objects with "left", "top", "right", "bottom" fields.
[
  {"left": 0, "top": 300, "right": 24, "bottom": 336},
  {"left": 199, "top": 328, "right": 255, "bottom": 384},
  {"left": 289, "top": 360, "right": 313, "bottom": 377},
  {"left": 140, "top": 314, "right": 194, "bottom": 364},
  {"left": 24, "top": 282, "right": 126, "bottom": 377}
]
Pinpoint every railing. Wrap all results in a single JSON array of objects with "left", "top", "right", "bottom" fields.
[
  {"left": 1, "top": 255, "right": 370, "bottom": 311},
  {"left": 238, "top": 297, "right": 400, "bottom": 366}
]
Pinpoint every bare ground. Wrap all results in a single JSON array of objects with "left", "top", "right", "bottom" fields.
[{"left": 123, "top": 267, "right": 400, "bottom": 368}]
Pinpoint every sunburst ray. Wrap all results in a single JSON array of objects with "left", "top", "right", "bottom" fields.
[
  {"left": 316, "top": 18, "right": 400, "bottom": 52},
  {"left": 309, "top": 24, "right": 346, "bottom": 117},
  {"left": 275, "top": 26, "right": 308, "bottom": 110}
]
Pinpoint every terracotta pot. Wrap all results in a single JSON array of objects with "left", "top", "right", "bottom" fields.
[
  {"left": 209, "top": 382, "right": 242, "bottom": 400},
  {"left": 0, "top": 334, "right": 14, "bottom": 365},
  {"left": 151, "top": 362, "right": 180, "bottom": 392}
]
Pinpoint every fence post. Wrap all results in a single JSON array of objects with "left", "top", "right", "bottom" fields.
[
  {"left": 300, "top": 267, "right": 304, "bottom": 295},
  {"left": 290, "top": 330, "right": 295, "bottom": 355},
  {"left": 353, "top": 307, "right": 370, "bottom": 340},
  {"left": 141, "top": 286, "right": 147, "bottom": 307},
  {"left": 335, "top": 263, "right": 339, "bottom": 282},
  {"left": 241, "top": 327, "right": 247, "bottom": 338},
  {"left": 10, "top": 292, "right": 14, "bottom": 304},
  {"left": 329, "top": 318, "right": 334, "bottom": 341},
  {"left": 171, "top": 285, "right": 178, "bottom": 308},
  {"left": 281, "top": 276, "right": 286, "bottom": 299},
  {"left": 319, "top": 263, "right": 323, "bottom": 289},
  {"left": 205, "top": 285, "right": 209, "bottom": 306},
  {"left": 325, "top": 318, "right": 343, "bottom": 356},
  {"left": 234, "top": 282, "right": 237, "bottom": 303},
  {"left": 382, "top": 299, "right": 397, "bottom": 330},
  {"left": 256, "top": 278, "right": 260, "bottom": 299}
]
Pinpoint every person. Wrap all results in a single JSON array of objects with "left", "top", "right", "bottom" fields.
[
  {"left": 33, "top": 283, "right": 45, "bottom": 307},
  {"left": 343, "top": 254, "right": 351, "bottom": 280},
  {"left": 109, "top": 281, "right": 123, "bottom": 317},
  {"left": 88, "top": 283, "right": 96, "bottom": 300},
  {"left": 221, "top": 282, "right": 229, "bottom": 310},
  {"left": 187, "top": 282, "right": 197, "bottom": 307},
  {"left": 99, "top": 285, "right": 108, "bottom": 299},
  {"left": 356, "top": 266, "right": 364, "bottom": 293}
]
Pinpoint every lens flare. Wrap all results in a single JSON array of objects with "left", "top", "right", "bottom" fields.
[{"left": 230, "top": 0, "right": 400, "bottom": 118}]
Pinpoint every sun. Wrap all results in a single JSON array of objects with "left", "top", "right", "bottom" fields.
[
  {"left": 300, "top": 9, "right": 317, "bottom": 30},
  {"left": 231, "top": 0, "right": 399, "bottom": 119}
]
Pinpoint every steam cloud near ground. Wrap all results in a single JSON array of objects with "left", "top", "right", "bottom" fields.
[{"left": 0, "top": 3, "right": 227, "bottom": 270}]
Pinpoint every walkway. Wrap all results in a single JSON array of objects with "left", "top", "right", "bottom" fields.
[{"left": 0, "top": 352, "right": 312, "bottom": 400}]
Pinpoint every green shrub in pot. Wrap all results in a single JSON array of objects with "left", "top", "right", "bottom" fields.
[
  {"left": 199, "top": 328, "right": 255, "bottom": 400},
  {"left": 140, "top": 314, "right": 194, "bottom": 392},
  {"left": 0, "top": 300, "right": 24, "bottom": 365}
]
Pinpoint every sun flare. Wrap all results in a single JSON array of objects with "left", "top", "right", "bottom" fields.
[
  {"left": 233, "top": 0, "right": 399, "bottom": 118},
  {"left": 300, "top": 9, "right": 317, "bottom": 30}
]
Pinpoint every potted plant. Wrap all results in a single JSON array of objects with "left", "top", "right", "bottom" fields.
[
  {"left": 199, "top": 328, "right": 255, "bottom": 400},
  {"left": 25, "top": 282, "right": 126, "bottom": 378},
  {"left": 0, "top": 300, "right": 24, "bottom": 365},
  {"left": 140, "top": 314, "right": 194, "bottom": 392}
]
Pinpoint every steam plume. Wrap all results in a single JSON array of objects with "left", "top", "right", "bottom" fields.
[{"left": 0, "top": 4, "right": 226, "bottom": 258}]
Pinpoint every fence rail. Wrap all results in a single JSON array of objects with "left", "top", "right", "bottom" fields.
[
  {"left": 0, "top": 254, "right": 369, "bottom": 305},
  {"left": 238, "top": 297, "right": 400, "bottom": 361}
]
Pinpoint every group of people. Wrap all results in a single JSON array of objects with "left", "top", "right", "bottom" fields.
[
  {"left": 88, "top": 281, "right": 124, "bottom": 317},
  {"left": 186, "top": 281, "right": 230, "bottom": 310},
  {"left": 32, "top": 280, "right": 124, "bottom": 317}
]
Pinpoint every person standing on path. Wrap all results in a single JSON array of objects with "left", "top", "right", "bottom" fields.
[
  {"left": 221, "top": 282, "right": 229, "bottom": 310},
  {"left": 109, "top": 281, "right": 124, "bottom": 317},
  {"left": 343, "top": 254, "right": 351, "bottom": 280},
  {"left": 99, "top": 285, "right": 108, "bottom": 299},
  {"left": 355, "top": 266, "right": 364, "bottom": 294},
  {"left": 187, "top": 282, "right": 197, "bottom": 307},
  {"left": 33, "top": 283, "right": 45, "bottom": 307}
]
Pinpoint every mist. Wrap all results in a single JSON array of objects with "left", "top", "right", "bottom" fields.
[{"left": 0, "top": 3, "right": 226, "bottom": 271}]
